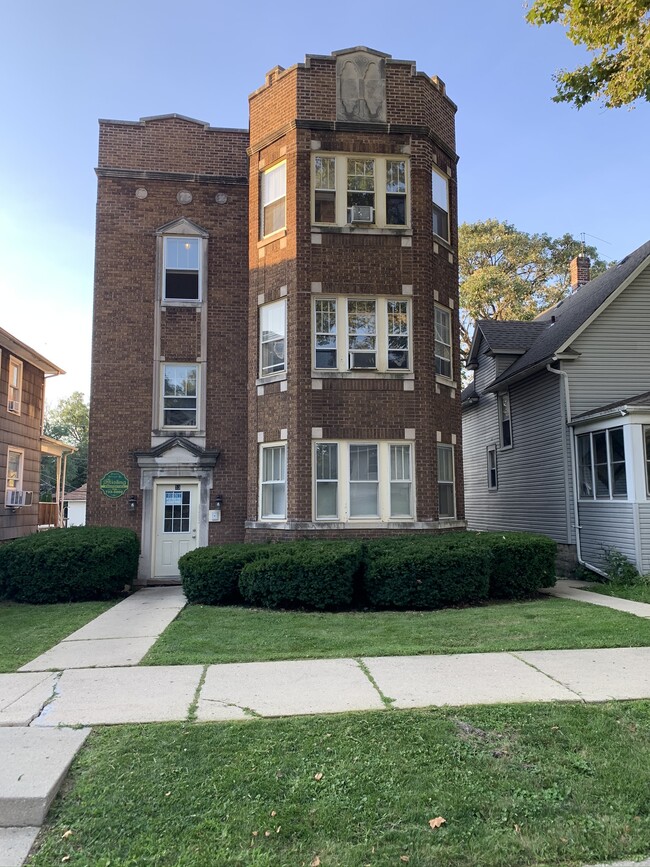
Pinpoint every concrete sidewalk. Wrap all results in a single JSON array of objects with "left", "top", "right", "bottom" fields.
[{"left": 543, "top": 579, "right": 650, "bottom": 618}]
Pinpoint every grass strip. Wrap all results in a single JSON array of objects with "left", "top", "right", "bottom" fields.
[
  {"left": 31, "top": 702, "right": 650, "bottom": 867},
  {"left": 142, "top": 596, "right": 650, "bottom": 667},
  {"left": 586, "top": 583, "right": 650, "bottom": 604}
]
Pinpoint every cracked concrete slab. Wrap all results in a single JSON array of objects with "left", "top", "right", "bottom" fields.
[
  {"left": 197, "top": 658, "right": 383, "bottom": 720},
  {"left": 363, "top": 653, "right": 576, "bottom": 708},
  {"left": 517, "top": 647, "right": 650, "bottom": 701},
  {"left": 0, "top": 727, "right": 90, "bottom": 826},
  {"left": 0, "top": 827, "right": 40, "bottom": 867},
  {"left": 19, "top": 637, "right": 157, "bottom": 671},
  {"left": 32, "top": 666, "right": 203, "bottom": 726},
  {"left": 0, "top": 674, "right": 58, "bottom": 727}
]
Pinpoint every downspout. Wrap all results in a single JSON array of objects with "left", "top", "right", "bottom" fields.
[{"left": 545, "top": 363, "right": 607, "bottom": 577}]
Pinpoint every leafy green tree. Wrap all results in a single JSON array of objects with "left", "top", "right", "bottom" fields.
[
  {"left": 459, "top": 220, "right": 609, "bottom": 364},
  {"left": 41, "top": 391, "right": 89, "bottom": 499},
  {"left": 527, "top": 0, "right": 650, "bottom": 108}
]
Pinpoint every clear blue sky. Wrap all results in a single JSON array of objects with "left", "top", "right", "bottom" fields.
[{"left": 1, "top": 0, "right": 648, "bottom": 403}]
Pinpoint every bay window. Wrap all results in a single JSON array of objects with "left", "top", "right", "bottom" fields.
[{"left": 577, "top": 428, "right": 627, "bottom": 500}]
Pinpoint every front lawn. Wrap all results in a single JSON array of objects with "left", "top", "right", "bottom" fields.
[
  {"left": 31, "top": 702, "right": 650, "bottom": 867},
  {"left": 143, "top": 595, "right": 650, "bottom": 666},
  {"left": 587, "top": 583, "right": 650, "bottom": 604},
  {"left": 0, "top": 600, "right": 115, "bottom": 672}
]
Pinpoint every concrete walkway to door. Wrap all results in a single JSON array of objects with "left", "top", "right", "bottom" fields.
[{"left": 19, "top": 587, "right": 187, "bottom": 672}]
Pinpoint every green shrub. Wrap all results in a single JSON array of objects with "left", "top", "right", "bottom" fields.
[
  {"left": 239, "top": 541, "right": 363, "bottom": 610},
  {"left": 364, "top": 541, "right": 491, "bottom": 609},
  {"left": 180, "top": 543, "right": 271, "bottom": 604},
  {"left": 0, "top": 527, "right": 139, "bottom": 604},
  {"left": 601, "top": 547, "right": 649, "bottom": 586},
  {"left": 478, "top": 532, "right": 557, "bottom": 599}
]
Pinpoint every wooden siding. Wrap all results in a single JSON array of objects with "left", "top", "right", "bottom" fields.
[
  {"left": 463, "top": 369, "right": 570, "bottom": 542},
  {"left": 578, "top": 500, "right": 636, "bottom": 571},
  {"left": 565, "top": 267, "right": 650, "bottom": 417}
]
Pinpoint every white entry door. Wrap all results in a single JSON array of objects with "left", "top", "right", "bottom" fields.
[{"left": 154, "top": 483, "right": 199, "bottom": 578}]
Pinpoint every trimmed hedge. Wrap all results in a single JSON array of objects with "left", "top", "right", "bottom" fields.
[
  {"left": 477, "top": 532, "right": 557, "bottom": 599},
  {"left": 179, "top": 543, "right": 270, "bottom": 604},
  {"left": 0, "top": 526, "right": 139, "bottom": 604},
  {"left": 364, "top": 541, "right": 491, "bottom": 609},
  {"left": 238, "top": 542, "right": 363, "bottom": 610}
]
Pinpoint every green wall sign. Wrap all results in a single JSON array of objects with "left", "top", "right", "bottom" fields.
[{"left": 100, "top": 471, "right": 129, "bottom": 499}]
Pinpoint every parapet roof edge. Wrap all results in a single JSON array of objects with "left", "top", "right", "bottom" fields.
[{"left": 98, "top": 114, "right": 248, "bottom": 134}]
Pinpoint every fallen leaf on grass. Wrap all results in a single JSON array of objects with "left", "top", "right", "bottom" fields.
[
  {"left": 264, "top": 830, "right": 271, "bottom": 837},
  {"left": 514, "top": 824, "right": 521, "bottom": 834},
  {"left": 270, "top": 810, "right": 277, "bottom": 816},
  {"left": 400, "top": 856, "right": 410, "bottom": 863},
  {"left": 61, "top": 858, "right": 71, "bottom": 864},
  {"left": 314, "top": 772, "right": 323, "bottom": 781},
  {"left": 252, "top": 831, "right": 259, "bottom": 837},
  {"left": 311, "top": 858, "right": 321, "bottom": 867},
  {"left": 61, "top": 830, "right": 73, "bottom": 839},
  {"left": 428, "top": 816, "right": 446, "bottom": 829},
  {"left": 164, "top": 791, "right": 171, "bottom": 797}
]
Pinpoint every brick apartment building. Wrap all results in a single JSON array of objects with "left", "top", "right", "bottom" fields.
[{"left": 88, "top": 47, "right": 464, "bottom": 583}]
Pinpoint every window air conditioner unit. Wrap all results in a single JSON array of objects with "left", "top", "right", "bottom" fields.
[
  {"left": 349, "top": 352, "right": 376, "bottom": 370},
  {"left": 8, "top": 400, "right": 18, "bottom": 413},
  {"left": 5, "top": 490, "right": 33, "bottom": 508},
  {"left": 348, "top": 205, "right": 374, "bottom": 223}
]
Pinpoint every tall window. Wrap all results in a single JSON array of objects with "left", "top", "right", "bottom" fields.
[
  {"left": 315, "top": 442, "right": 338, "bottom": 519},
  {"left": 487, "top": 444, "right": 498, "bottom": 490},
  {"left": 7, "top": 357, "right": 22, "bottom": 414},
  {"left": 6, "top": 448, "right": 23, "bottom": 490},
  {"left": 432, "top": 169, "right": 449, "bottom": 241},
  {"left": 385, "top": 160, "right": 407, "bottom": 226},
  {"left": 162, "top": 365, "right": 198, "bottom": 428},
  {"left": 260, "top": 445, "right": 286, "bottom": 520},
  {"left": 499, "top": 392, "right": 512, "bottom": 448},
  {"left": 577, "top": 428, "right": 627, "bottom": 500},
  {"left": 164, "top": 237, "right": 200, "bottom": 301},
  {"left": 434, "top": 307, "right": 452, "bottom": 379},
  {"left": 437, "top": 444, "right": 456, "bottom": 518},
  {"left": 390, "top": 444, "right": 413, "bottom": 518},
  {"left": 314, "top": 297, "right": 410, "bottom": 372},
  {"left": 347, "top": 159, "right": 375, "bottom": 221},
  {"left": 260, "top": 301, "right": 286, "bottom": 377},
  {"left": 314, "top": 156, "right": 336, "bottom": 223},
  {"left": 261, "top": 162, "right": 286, "bottom": 237},
  {"left": 349, "top": 444, "right": 379, "bottom": 517},
  {"left": 348, "top": 300, "right": 377, "bottom": 369}
]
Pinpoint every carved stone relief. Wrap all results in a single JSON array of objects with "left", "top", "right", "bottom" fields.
[{"left": 336, "top": 51, "right": 386, "bottom": 123}]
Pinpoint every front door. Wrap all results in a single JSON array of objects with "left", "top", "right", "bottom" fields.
[{"left": 154, "top": 482, "right": 199, "bottom": 579}]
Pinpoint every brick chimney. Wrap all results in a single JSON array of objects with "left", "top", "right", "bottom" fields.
[{"left": 570, "top": 255, "right": 591, "bottom": 290}]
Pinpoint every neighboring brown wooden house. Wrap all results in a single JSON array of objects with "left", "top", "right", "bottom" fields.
[{"left": 0, "top": 327, "right": 68, "bottom": 541}]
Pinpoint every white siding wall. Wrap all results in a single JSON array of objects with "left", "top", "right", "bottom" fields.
[
  {"left": 566, "top": 269, "right": 650, "bottom": 417},
  {"left": 638, "top": 503, "right": 650, "bottom": 573},
  {"left": 578, "top": 501, "right": 636, "bottom": 571},
  {"left": 463, "top": 369, "right": 570, "bottom": 543}
]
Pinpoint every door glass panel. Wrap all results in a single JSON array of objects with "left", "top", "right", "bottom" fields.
[{"left": 163, "top": 490, "right": 190, "bottom": 533}]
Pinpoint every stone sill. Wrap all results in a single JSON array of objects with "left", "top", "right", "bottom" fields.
[
  {"left": 314, "top": 371, "right": 414, "bottom": 380},
  {"left": 245, "top": 519, "right": 466, "bottom": 531},
  {"left": 257, "top": 228, "right": 287, "bottom": 248},
  {"left": 312, "top": 225, "right": 412, "bottom": 237}
]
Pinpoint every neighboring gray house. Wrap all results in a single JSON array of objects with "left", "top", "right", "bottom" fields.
[{"left": 462, "top": 240, "right": 650, "bottom": 575}]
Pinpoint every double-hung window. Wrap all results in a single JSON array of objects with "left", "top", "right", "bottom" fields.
[
  {"left": 6, "top": 448, "right": 23, "bottom": 491},
  {"left": 645, "top": 427, "right": 650, "bottom": 496},
  {"left": 164, "top": 237, "right": 200, "bottom": 301},
  {"left": 434, "top": 307, "right": 452, "bottom": 379},
  {"left": 7, "top": 357, "right": 22, "bottom": 414},
  {"left": 313, "top": 441, "right": 414, "bottom": 521},
  {"left": 487, "top": 444, "right": 498, "bottom": 490},
  {"left": 260, "top": 444, "right": 286, "bottom": 520},
  {"left": 259, "top": 300, "right": 286, "bottom": 377},
  {"left": 432, "top": 168, "right": 449, "bottom": 241},
  {"left": 499, "top": 392, "right": 512, "bottom": 448},
  {"left": 261, "top": 162, "right": 286, "bottom": 237},
  {"left": 162, "top": 364, "right": 198, "bottom": 429},
  {"left": 313, "top": 297, "right": 410, "bottom": 372},
  {"left": 577, "top": 428, "right": 627, "bottom": 500},
  {"left": 312, "top": 155, "right": 409, "bottom": 228},
  {"left": 437, "top": 444, "right": 456, "bottom": 518}
]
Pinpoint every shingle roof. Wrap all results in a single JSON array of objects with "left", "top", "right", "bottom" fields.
[
  {"left": 487, "top": 239, "right": 650, "bottom": 388},
  {"left": 461, "top": 379, "right": 477, "bottom": 403},
  {"left": 475, "top": 320, "right": 547, "bottom": 354},
  {"left": 572, "top": 390, "right": 650, "bottom": 421}
]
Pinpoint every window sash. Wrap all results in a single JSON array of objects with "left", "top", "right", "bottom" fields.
[
  {"left": 7, "top": 358, "right": 22, "bottom": 413},
  {"left": 314, "top": 156, "right": 336, "bottom": 224},
  {"left": 260, "top": 445, "right": 286, "bottom": 519},
  {"left": 348, "top": 299, "right": 377, "bottom": 368},
  {"left": 437, "top": 444, "right": 455, "bottom": 518},
  {"left": 261, "top": 163, "right": 286, "bottom": 236},
  {"left": 162, "top": 365, "right": 198, "bottom": 428},
  {"left": 314, "top": 299, "right": 337, "bottom": 369},
  {"left": 499, "top": 392, "right": 512, "bottom": 448},
  {"left": 6, "top": 448, "right": 23, "bottom": 490},
  {"left": 315, "top": 442, "right": 338, "bottom": 519},
  {"left": 260, "top": 301, "right": 286, "bottom": 376},
  {"left": 390, "top": 444, "right": 413, "bottom": 518},
  {"left": 577, "top": 428, "right": 627, "bottom": 501},
  {"left": 487, "top": 445, "right": 498, "bottom": 490},
  {"left": 164, "top": 237, "right": 200, "bottom": 301},
  {"left": 432, "top": 169, "right": 449, "bottom": 241},
  {"left": 434, "top": 307, "right": 452, "bottom": 378}
]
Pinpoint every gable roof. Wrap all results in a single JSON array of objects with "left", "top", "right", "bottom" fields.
[
  {"left": 470, "top": 239, "right": 650, "bottom": 391},
  {"left": 467, "top": 320, "right": 547, "bottom": 367}
]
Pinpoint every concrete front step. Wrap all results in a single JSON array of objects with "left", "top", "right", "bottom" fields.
[{"left": 0, "top": 727, "right": 90, "bottom": 827}]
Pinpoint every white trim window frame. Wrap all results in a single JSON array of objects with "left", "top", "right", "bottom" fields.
[
  {"left": 7, "top": 356, "right": 23, "bottom": 415},
  {"left": 434, "top": 306, "right": 452, "bottom": 380},
  {"left": 576, "top": 427, "right": 627, "bottom": 501},
  {"left": 260, "top": 161, "right": 286, "bottom": 238},
  {"left": 6, "top": 447, "right": 24, "bottom": 491},
  {"left": 487, "top": 444, "right": 498, "bottom": 491},
  {"left": 312, "top": 154, "right": 410, "bottom": 228},
  {"left": 260, "top": 443, "right": 287, "bottom": 520},
  {"left": 644, "top": 426, "right": 650, "bottom": 497},
  {"left": 313, "top": 440, "right": 414, "bottom": 522},
  {"left": 498, "top": 391, "right": 513, "bottom": 449},
  {"left": 437, "top": 443, "right": 456, "bottom": 518},
  {"left": 161, "top": 364, "right": 199, "bottom": 430},
  {"left": 163, "top": 236, "right": 202, "bottom": 303},
  {"left": 432, "top": 167, "right": 450, "bottom": 242},
  {"left": 259, "top": 300, "right": 287, "bottom": 378},
  {"left": 312, "top": 296, "right": 411, "bottom": 373}
]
